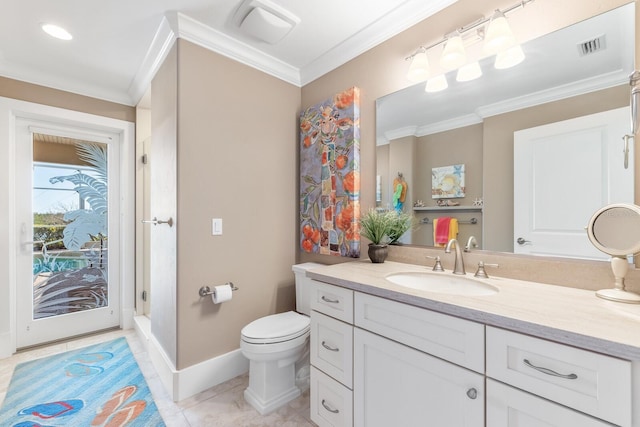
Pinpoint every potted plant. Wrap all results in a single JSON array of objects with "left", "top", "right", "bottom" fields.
[
  {"left": 387, "top": 211, "right": 414, "bottom": 245},
  {"left": 359, "top": 209, "right": 394, "bottom": 263}
]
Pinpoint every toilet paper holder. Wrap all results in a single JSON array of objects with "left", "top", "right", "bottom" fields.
[{"left": 198, "top": 282, "right": 239, "bottom": 297}]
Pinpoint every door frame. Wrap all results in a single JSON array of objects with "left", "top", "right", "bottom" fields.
[{"left": 0, "top": 96, "right": 135, "bottom": 357}]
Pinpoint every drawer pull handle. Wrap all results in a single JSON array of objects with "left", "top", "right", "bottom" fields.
[
  {"left": 322, "top": 399, "right": 340, "bottom": 414},
  {"left": 321, "top": 341, "right": 340, "bottom": 352},
  {"left": 321, "top": 295, "right": 340, "bottom": 304},
  {"left": 523, "top": 359, "right": 578, "bottom": 380},
  {"left": 466, "top": 388, "right": 478, "bottom": 399}
]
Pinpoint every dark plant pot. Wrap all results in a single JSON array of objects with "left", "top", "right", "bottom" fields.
[{"left": 368, "top": 243, "right": 388, "bottom": 263}]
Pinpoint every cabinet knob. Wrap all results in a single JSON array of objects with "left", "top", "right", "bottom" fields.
[{"left": 466, "top": 388, "right": 478, "bottom": 399}]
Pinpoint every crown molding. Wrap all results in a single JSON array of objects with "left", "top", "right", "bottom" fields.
[
  {"left": 476, "top": 70, "right": 629, "bottom": 119},
  {"left": 173, "top": 12, "right": 301, "bottom": 86},
  {"left": 383, "top": 71, "right": 629, "bottom": 139},
  {"left": 416, "top": 114, "right": 483, "bottom": 137},
  {"left": 128, "top": 16, "right": 177, "bottom": 106},
  {"left": 300, "top": 0, "right": 458, "bottom": 85}
]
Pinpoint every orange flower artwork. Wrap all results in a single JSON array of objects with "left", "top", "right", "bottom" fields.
[{"left": 299, "top": 87, "right": 360, "bottom": 257}]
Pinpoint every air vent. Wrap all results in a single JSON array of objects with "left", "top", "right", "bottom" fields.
[{"left": 577, "top": 35, "right": 606, "bottom": 56}]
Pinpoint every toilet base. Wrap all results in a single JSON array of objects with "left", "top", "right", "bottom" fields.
[
  {"left": 244, "top": 359, "right": 301, "bottom": 415},
  {"left": 244, "top": 384, "right": 301, "bottom": 415}
]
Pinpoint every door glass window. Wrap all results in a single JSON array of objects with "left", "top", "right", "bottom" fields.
[{"left": 32, "top": 135, "right": 109, "bottom": 319}]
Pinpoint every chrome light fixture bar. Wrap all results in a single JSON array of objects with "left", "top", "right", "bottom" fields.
[{"left": 406, "top": 0, "right": 533, "bottom": 86}]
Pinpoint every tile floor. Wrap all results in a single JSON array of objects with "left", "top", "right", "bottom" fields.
[{"left": 0, "top": 328, "right": 316, "bottom": 426}]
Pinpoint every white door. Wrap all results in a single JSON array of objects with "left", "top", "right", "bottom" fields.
[
  {"left": 514, "top": 107, "right": 633, "bottom": 259},
  {"left": 15, "top": 119, "right": 121, "bottom": 348},
  {"left": 353, "top": 328, "right": 484, "bottom": 427}
]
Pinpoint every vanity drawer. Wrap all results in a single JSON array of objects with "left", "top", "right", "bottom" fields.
[
  {"left": 311, "top": 311, "right": 353, "bottom": 388},
  {"left": 310, "top": 280, "right": 354, "bottom": 323},
  {"left": 311, "top": 366, "right": 353, "bottom": 427},
  {"left": 486, "top": 326, "right": 631, "bottom": 426},
  {"left": 487, "top": 379, "right": 614, "bottom": 427},
  {"left": 354, "top": 292, "right": 484, "bottom": 373}
]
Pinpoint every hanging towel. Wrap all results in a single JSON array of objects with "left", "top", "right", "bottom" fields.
[{"left": 433, "top": 217, "right": 458, "bottom": 247}]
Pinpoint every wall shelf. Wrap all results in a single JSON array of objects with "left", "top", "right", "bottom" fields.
[{"left": 413, "top": 206, "right": 483, "bottom": 213}]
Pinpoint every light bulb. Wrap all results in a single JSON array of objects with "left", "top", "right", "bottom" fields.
[
  {"left": 407, "top": 51, "right": 430, "bottom": 82},
  {"left": 41, "top": 23, "right": 73, "bottom": 41},
  {"left": 456, "top": 61, "right": 482, "bottom": 82},
  {"left": 425, "top": 75, "right": 448, "bottom": 92},
  {"left": 483, "top": 11, "right": 515, "bottom": 55},
  {"left": 495, "top": 45, "right": 525, "bottom": 69},
  {"left": 440, "top": 33, "right": 466, "bottom": 70}
]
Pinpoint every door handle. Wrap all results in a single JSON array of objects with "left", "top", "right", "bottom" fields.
[
  {"left": 141, "top": 217, "right": 173, "bottom": 227},
  {"left": 516, "top": 237, "right": 531, "bottom": 245}
]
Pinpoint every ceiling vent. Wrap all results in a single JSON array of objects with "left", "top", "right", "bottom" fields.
[
  {"left": 577, "top": 35, "right": 606, "bottom": 56},
  {"left": 236, "top": 0, "right": 300, "bottom": 44}
]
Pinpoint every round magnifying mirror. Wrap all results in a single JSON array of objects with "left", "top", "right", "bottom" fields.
[{"left": 587, "top": 203, "right": 640, "bottom": 303}]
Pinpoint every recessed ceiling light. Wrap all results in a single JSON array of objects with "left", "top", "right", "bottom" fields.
[{"left": 41, "top": 23, "right": 73, "bottom": 41}]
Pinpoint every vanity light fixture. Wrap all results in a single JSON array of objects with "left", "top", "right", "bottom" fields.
[
  {"left": 440, "top": 32, "right": 467, "bottom": 71},
  {"left": 405, "top": 0, "right": 533, "bottom": 88},
  {"left": 483, "top": 10, "right": 516, "bottom": 55},
  {"left": 425, "top": 75, "right": 448, "bottom": 92},
  {"left": 456, "top": 61, "right": 482, "bottom": 82},
  {"left": 407, "top": 50, "right": 430, "bottom": 83},
  {"left": 41, "top": 23, "right": 73, "bottom": 41}
]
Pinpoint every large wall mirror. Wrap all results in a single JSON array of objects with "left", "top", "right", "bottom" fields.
[{"left": 376, "top": 2, "right": 635, "bottom": 260}]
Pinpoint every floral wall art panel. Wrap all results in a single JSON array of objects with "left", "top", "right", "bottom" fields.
[{"left": 300, "top": 87, "right": 360, "bottom": 257}]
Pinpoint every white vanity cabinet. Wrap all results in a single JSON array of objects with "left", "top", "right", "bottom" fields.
[
  {"left": 486, "top": 326, "right": 632, "bottom": 427},
  {"left": 309, "top": 279, "right": 354, "bottom": 427},
  {"left": 353, "top": 293, "right": 485, "bottom": 427}
]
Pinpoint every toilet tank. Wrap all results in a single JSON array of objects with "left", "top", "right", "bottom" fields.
[{"left": 292, "top": 262, "right": 324, "bottom": 316}]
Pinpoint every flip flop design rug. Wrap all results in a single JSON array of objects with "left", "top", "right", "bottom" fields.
[{"left": 0, "top": 337, "right": 165, "bottom": 426}]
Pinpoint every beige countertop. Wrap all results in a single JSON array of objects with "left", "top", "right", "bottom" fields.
[{"left": 307, "top": 260, "right": 640, "bottom": 360}]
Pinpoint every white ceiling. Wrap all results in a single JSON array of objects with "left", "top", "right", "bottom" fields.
[{"left": 0, "top": 0, "right": 458, "bottom": 106}]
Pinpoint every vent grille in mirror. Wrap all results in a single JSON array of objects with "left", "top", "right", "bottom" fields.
[{"left": 578, "top": 35, "right": 606, "bottom": 56}]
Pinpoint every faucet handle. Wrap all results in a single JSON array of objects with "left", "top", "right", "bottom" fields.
[
  {"left": 426, "top": 255, "right": 445, "bottom": 272},
  {"left": 474, "top": 261, "right": 499, "bottom": 278}
]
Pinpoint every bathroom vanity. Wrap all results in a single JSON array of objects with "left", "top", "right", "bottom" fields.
[{"left": 306, "top": 261, "right": 640, "bottom": 427}]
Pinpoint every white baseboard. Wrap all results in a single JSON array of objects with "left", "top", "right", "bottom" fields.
[
  {"left": 135, "top": 316, "right": 248, "bottom": 402},
  {"left": 121, "top": 308, "right": 135, "bottom": 330},
  {"left": 0, "top": 331, "right": 14, "bottom": 359}
]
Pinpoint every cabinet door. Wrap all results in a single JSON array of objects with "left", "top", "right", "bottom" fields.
[
  {"left": 487, "top": 379, "right": 614, "bottom": 427},
  {"left": 354, "top": 328, "right": 484, "bottom": 427}
]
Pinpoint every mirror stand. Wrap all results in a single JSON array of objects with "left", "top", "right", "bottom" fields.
[{"left": 596, "top": 256, "right": 640, "bottom": 303}]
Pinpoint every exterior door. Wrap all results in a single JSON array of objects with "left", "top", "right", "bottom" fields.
[
  {"left": 514, "top": 107, "right": 633, "bottom": 259},
  {"left": 15, "top": 119, "right": 121, "bottom": 348}
]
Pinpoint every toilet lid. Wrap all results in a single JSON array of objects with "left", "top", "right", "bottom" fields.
[{"left": 241, "top": 311, "right": 310, "bottom": 344}]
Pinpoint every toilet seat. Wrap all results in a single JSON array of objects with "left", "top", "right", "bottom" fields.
[{"left": 241, "top": 311, "right": 310, "bottom": 344}]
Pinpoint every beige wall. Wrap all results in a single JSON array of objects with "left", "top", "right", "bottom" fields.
[
  {"left": 299, "top": 0, "right": 633, "bottom": 272},
  {"left": 171, "top": 40, "right": 300, "bottom": 369},
  {"left": 0, "top": 76, "right": 135, "bottom": 122}
]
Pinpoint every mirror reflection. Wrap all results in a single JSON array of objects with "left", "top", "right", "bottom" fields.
[{"left": 376, "top": 3, "right": 635, "bottom": 259}]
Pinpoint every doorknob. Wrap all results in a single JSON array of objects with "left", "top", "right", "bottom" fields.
[
  {"left": 516, "top": 237, "right": 531, "bottom": 245},
  {"left": 141, "top": 217, "right": 174, "bottom": 227}
]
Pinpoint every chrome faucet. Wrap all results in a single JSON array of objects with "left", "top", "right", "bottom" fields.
[
  {"left": 445, "top": 238, "right": 466, "bottom": 275},
  {"left": 464, "top": 236, "right": 478, "bottom": 252}
]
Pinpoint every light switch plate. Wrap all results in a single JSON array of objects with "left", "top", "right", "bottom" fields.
[{"left": 212, "top": 218, "right": 223, "bottom": 235}]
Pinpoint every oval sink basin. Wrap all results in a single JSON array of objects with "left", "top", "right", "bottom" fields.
[{"left": 386, "top": 272, "right": 499, "bottom": 296}]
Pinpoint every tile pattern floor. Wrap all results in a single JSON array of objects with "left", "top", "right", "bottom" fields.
[{"left": 0, "top": 329, "right": 316, "bottom": 426}]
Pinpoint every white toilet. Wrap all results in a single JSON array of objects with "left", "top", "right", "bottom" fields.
[{"left": 240, "top": 262, "right": 322, "bottom": 415}]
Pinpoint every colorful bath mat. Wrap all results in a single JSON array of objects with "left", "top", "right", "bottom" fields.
[{"left": 0, "top": 337, "right": 165, "bottom": 426}]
